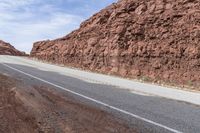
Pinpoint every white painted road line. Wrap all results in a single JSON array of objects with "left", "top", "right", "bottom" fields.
[
  {"left": 1, "top": 63, "right": 182, "bottom": 133},
  {"left": 4, "top": 55, "right": 200, "bottom": 106}
]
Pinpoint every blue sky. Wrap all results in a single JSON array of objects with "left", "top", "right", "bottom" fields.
[{"left": 0, "top": 0, "right": 116, "bottom": 53}]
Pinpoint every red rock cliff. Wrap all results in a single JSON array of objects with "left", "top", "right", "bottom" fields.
[
  {"left": 0, "top": 40, "right": 26, "bottom": 56},
  {"left": 31, "top": 0, "right": 200, "bottom": 87}
]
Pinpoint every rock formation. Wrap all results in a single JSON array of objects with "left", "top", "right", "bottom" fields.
[
  {"left": 0, "top": 40, "right": 26, "bottom": 56},
  {"left": 31, "top": 0, "right": 200, "bottom": 87}
]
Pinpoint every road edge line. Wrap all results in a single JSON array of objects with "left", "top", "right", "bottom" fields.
[{"left": 1, "top": 63, "right": 182, "bottom": 133}]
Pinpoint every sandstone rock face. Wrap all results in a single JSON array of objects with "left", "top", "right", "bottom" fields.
[
  {"left": 31, "top": 0, "right": 200, "bottom": 87},
  {"left": 0, "top": 40, "right": 26, "bottom": 56}
]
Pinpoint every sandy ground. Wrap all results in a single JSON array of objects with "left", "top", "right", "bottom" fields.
[{"left": 0, "top": 73, "right": 136, "bottom": 133}]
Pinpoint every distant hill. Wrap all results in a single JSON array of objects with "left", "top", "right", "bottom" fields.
[
  {"left": 31, "top": 0, "right": 200, "bottom": 88},
  {"left": 0, "top": 40, "right": 26, "bottom": 56}
]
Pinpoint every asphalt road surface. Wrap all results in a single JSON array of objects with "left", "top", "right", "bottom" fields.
[{"left": 0, "top": 55, "right": 200, "bottom": 133}]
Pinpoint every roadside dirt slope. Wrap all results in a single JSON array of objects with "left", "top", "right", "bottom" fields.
[
  {"left": 0, "top": 40, "right": 26, "bottom": 56},
  {"left": 31, "top": 0, "right": 200, "bottom": 88},
  {"left": 0, "top": 73, "right": 136, "bottom": 133}
]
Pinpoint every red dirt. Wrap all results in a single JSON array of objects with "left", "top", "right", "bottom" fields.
[
  {"left": 30, "top": 0, "right": 200, "bottom": 90},
  {"left": 0, "top": 74, "right": 136, "bottom": 133},
  {"left": 0, "top": 40, "right": 26, "bottom": 56}
]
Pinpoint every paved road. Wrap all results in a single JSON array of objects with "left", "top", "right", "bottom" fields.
[{"left": 0, "top": 55, "right": 200, "bottom": 133}]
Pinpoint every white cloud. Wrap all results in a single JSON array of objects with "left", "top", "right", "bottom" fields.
[
  {"left": 0, "top": 0, "right": 116, "bottom": 53},
  {"left": 0, "top": 13, "right": 82, "bottom": 53},
  {"left": 0, "top": 0, "right": 35, "bottom": 9},
  {"left": 0, "top": 0, "right": 83, "bottom": 53}
]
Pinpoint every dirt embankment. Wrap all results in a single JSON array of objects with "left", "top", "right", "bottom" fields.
[
  {"left": 31, "top": 0, "right": 200, "bottom": 90},
  {"left": 0, "top": 40, "right": 26, "bottom": 56},
  {"left": 0, "top": 74, "right": 136, "bottom": 133}
]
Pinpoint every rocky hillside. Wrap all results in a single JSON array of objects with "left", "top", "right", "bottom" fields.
[
  {"left": 31, "top": 0, "right": 200, "bottom": 88},
  {"left": 0, "top": 40, "right": 26, "bottom": 56}
]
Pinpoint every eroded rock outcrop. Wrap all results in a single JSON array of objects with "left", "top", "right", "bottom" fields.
[
  {"left": 31, "top": 0, "right": 200, "bottom": 87},
  {"left": 0, "top": 40, "right": 26, "bottom": 56}
]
